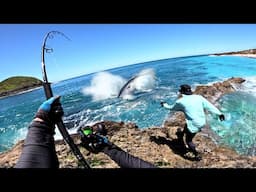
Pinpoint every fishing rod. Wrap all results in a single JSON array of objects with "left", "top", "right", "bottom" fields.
[{"left": 41, "top": 31, "right": 91, "bottom": 168}]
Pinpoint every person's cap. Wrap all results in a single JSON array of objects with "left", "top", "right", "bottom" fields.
[{"left": 179, "top": 84, "right": 192, "bottom": 95}]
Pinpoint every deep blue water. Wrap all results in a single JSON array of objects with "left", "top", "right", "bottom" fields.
[{"left": 1, "top": 55, "right": 256, "bottom": 156}]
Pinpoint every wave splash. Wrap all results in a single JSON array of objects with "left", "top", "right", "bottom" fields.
[{"left": 82, "top": 68, "right": 156, "bottom": 101}]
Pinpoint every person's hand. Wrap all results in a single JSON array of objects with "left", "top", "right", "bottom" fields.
[
  {"left": 35, "top": 96, "right": 64, "bottom": 124},
  {"left": 219, "top": 114, "right": 225, "bottom": 121},
  {"left": 160, "top": 101, "right": 166, "bottom": 107},
  {"left": 78, "top": 125, "right": 109, "bottom": 154}
]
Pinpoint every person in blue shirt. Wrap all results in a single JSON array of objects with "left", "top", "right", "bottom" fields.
[{"left": 161, "top": 84, "right": 225, "bottom": 160}]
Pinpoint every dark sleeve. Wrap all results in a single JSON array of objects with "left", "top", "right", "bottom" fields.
[
  {"left": 14, "top": 121, "right": 59, "bottom": 168},
  {"left": 102, "top": 143, "right": 157, "bottom": 168}
]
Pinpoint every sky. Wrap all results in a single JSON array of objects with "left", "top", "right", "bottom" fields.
[{"left": 1, "top": 24, "right": 256, "bottom": 82}]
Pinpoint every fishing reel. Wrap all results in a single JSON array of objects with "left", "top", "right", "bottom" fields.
[{"left": 78, "top": 124, "right": 109, "bottom": 153}]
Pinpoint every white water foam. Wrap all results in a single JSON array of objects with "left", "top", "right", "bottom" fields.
[
  {"left": 132, "top": 68, "right": 156, "bottom": 91},
  {"left": 240, "top": 76, "right": 256, "bottom": 96},
  {"left": 82, "top": 71, "right": 126, "bottom": 101},
  {"left": 82, "top": 68, "right": 157, "bottom": 101}
]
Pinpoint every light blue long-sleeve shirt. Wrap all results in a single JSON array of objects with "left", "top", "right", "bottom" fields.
[{"left": 163, "top": 94, "right": 222, "bottom": 133}]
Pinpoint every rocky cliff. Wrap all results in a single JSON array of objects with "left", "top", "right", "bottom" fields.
[{"left": 1, "top": 77, "right": 256, "bottom": 168}]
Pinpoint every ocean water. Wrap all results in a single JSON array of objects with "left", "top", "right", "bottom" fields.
[{"left": 1, "top": 55, "right": 256, "bottom": 156}]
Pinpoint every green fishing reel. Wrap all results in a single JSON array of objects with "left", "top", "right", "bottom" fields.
[{"left": 78, "top": 124, "right": 109, "bottom": 153}]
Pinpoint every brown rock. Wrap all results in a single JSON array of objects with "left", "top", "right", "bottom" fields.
[{"left": 194, "top": 77, "right": 245, "bottom": 103}]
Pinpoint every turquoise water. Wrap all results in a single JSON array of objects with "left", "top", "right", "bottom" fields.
[
  {"left": 209, "top": 91, "right": 256, "bottom": 155},
  {"left": 1, "top": 55, "right": 256, "bottom": 155}
]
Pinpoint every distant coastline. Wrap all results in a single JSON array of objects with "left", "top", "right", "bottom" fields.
[{"left": 212, "top": 48, "right": 256, "bottom": 58}]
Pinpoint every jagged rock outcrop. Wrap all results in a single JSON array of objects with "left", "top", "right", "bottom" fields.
[
  {"left": 1, "top": 77, "right": 256, "bottom": 168},
  {"left": 194, "top": 77, "right": 245, "bottom": 104}
]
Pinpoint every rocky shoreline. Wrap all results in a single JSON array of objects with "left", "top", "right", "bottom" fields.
[
  {"left": 1, "top": 77, "right": 256, "bottom": 168},
  {"left": 0, "top": 85, "right": 42, "bottom": 99}
]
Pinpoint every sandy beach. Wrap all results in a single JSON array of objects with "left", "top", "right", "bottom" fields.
[
  {"left": 212, "top": 53, "right": 256, "bottom": 58},
  {"left": 228, "top": 54, "right": 256, "bottom": 58}
]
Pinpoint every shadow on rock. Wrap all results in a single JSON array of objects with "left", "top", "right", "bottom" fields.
[{"left": 150, "top": 135, "right": 198, "bottom": 161}]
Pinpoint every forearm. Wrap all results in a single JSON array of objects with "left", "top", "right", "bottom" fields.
[
  {"left": 203, "top": 98, "right": 222, "bottom": 115},
  {"left": 103, "top": 143, "right": 157, "bottom": 168},
  {"left": 15, "top": 120, "right": 59, "bottom": 168}
]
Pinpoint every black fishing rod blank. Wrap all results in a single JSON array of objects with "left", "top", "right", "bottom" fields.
[{"left": 41, "top": 31, "right": 91, "bottom": 169}]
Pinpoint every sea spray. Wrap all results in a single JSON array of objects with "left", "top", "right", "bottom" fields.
[
  {"left": 130, "top": 68, "right": 157, "bottom": 91},
  {"left": 82, "top": 71, "right": 126, "bottom": 101},
  {"left": 82, "top": 68, "right": 157, "bottom": 101}
]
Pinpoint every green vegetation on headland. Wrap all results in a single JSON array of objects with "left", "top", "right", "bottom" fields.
[{"left": 0, "top": 76, "right": 43, "bottom": 98}]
